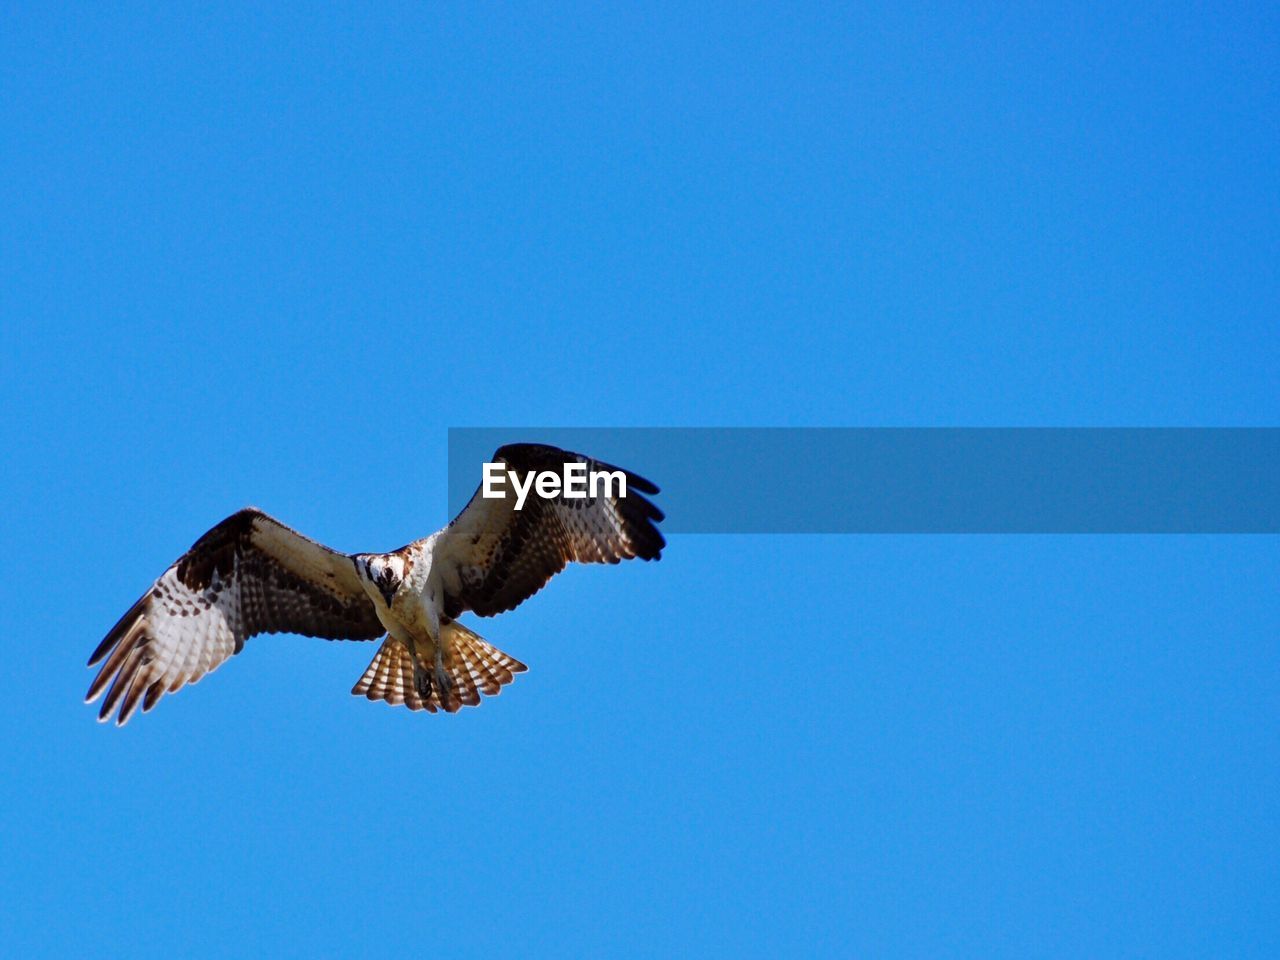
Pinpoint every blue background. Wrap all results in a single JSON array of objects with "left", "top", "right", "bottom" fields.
[{"left": 2, "top": 3, "right": 1277, "bottom": 956}]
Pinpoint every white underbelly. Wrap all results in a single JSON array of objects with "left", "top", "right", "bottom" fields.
[
  {"left": 373, "top": 603, "right": 418, "bottom": 646},
  {"left": 377, "top": 582, "right": 441, "bottom": 645}
]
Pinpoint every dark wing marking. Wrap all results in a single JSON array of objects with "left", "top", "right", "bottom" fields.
[
  {"left": 437, "top": 443, "right": 664, "bottom": 618},
  {"left": 86, "top": 508, "right": 384, "bottom": 725}
]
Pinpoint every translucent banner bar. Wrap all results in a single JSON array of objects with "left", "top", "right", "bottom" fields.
[{"left": 448, "top": 428, "right": 1279, "bottom": 533}]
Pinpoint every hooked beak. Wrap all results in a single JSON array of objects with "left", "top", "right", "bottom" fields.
[{"left": 377, "top": 577, "right": 397, "bottom": 608}]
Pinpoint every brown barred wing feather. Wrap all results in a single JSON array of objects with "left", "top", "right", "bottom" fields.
[
  {"left": 86, "top": 508, "right": 384, "bottom": 725},
  {"left": 439, "top": 443, "right": 665, "bottom": 619}
]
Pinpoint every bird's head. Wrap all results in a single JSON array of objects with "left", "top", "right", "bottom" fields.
[{"left": 354, "top": 553, "right": 406, "bottom": 607}]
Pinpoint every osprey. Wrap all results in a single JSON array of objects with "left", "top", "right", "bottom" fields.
[{"left": 86, "top": 444, "right": 664, "bottom": 724}]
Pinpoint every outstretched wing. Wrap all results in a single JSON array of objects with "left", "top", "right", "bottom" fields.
[
  {"left": 437, "top": 443, "right": 664, "bottom": 618},
  {"left": 86, "top": 508, "right": 384, "bottom": 725}
]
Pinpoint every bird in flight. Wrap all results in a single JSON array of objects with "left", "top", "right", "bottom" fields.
[{"left": 86, "top": 444, "right": 664, "bottom": 724}]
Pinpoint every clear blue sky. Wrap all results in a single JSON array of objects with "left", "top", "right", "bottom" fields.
[{"left": 2, "top": 3, "right": 1277, "bottom": 957}]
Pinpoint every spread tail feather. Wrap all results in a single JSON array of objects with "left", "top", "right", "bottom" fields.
[{"left": 351, "top": 623, "right": 527, "bottom": 714}]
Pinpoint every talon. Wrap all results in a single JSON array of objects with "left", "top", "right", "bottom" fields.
[
  {"left": 434, "top": 667, "right": 453, "bottom": 696},
  {"left": 413, "top": 663, "right": 432, "bottom": 700},
  {"left": 433, "top": 661, "right": 455, "bottom": 711},
  {"left": 433, "top": 647, "right": 452, "bottom": 699}
]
